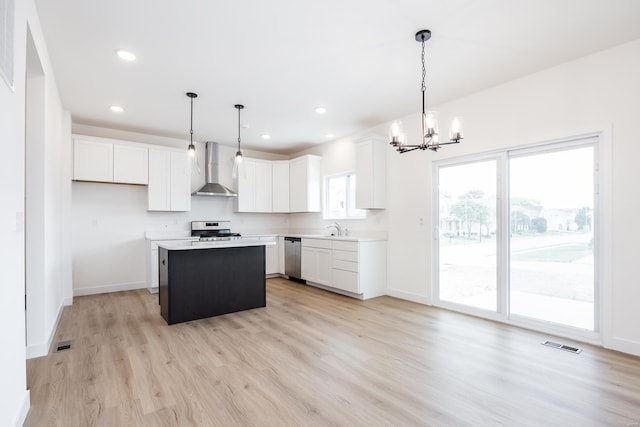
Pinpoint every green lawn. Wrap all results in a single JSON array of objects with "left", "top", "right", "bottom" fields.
[{"left": 511, "top": 243, "right": 591, "bottom": 263}]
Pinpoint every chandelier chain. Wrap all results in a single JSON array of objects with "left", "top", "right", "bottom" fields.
[{"left": 421, "top": 39, "right": 426, "bottom": 93}]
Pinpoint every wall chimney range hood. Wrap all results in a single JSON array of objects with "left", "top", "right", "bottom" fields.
[{"left": 192, "top": 142, "right": 237, "bottom": 197}]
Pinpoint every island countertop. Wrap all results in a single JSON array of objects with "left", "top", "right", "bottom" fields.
[{"left": 157, "top": 239, "right": 275, "bottom": 250}]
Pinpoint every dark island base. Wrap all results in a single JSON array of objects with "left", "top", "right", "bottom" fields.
[{"left": 159, "top": 245, "right": 266, "bottom": 325}]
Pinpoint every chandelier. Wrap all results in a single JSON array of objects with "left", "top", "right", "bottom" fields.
[{"left": 390, "top": 30, "right": 463, "bottom": 153}]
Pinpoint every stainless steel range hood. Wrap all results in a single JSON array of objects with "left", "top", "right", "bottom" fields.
[{"left": 192, "top": 142, "right": 237, "bottom": 197}]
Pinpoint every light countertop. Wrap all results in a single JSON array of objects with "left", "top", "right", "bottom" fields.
[
  {"left": 157, "top": 239, "right": 276, "bottom": 250},
  {"left": 281, "top": 234, "right": 386, "bottom": 242}
]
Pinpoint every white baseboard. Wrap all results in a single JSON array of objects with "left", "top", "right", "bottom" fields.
[
  {"left": 385, "top": 288, "right": 431, "bottom": 305},
  {"left": 73, "top": 281, "right": 146, "bottom": 297},
  {"left": 607, "top": 336, "right": 640, "bottom": 357},
  {"left": 13, "top": 390, "right": 30, "bottom": 427},
  {"left": 26, "top": 295, "right": 69, "bottom": 359}
]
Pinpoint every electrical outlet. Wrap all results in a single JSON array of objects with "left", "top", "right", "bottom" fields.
[{"left": 419, "top": 217, "right": 424, "bottom": 226}]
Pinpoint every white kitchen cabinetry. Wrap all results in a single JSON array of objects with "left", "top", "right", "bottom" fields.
[
  {"left": 260, "top": 236, "right": 279, "bottom": 276},
  {"left": 73, "top": 139, "right": 114, "bottom": 182},
  {"left": 113, "top": 144, "right": 148, "bottom": 184},
  {"left": 236, "top": 158, "right": 273, "bottom": 213},
  {"left": 301, "top": 238, "right": 332, "bottom": 286},
  {"left": 73, "top": 137, "right": 148, "bottom": 184},
  {"left": 148, "top": 149, "right": 191, "bottom": 211},
  {"left": 331, "top": 240, "right": 386, "bottom": 298},
  {"left": 289, "top": 155, "right": 321, "bottom": 213},
  {"left": 272, "top": 161, "right": 290, "bottom": 213},
  {"left": 277, "top": 236, "right": 285, "bottom": 274},
  {"left": 355, "top": 135, "right": 386, "bottom": 209},
  {"left": 300, "top": 238, "right": 386, "bottom": 299}
]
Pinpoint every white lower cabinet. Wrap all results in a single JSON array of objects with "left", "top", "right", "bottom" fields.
[
  {"left": 301, "top": 239, "right": 332, "bottom": 286},
  {"left": 146, "top": 238, "right": 196, "bottom": 293},
  {"left": 260, "top": 236, "right": 279, "bottom": 275},
  {"left": 277, "top": 236, "right": 285, "bottom": 274},
  {"left": 302, "top": 238, "right": 386, "bottom": 299}
]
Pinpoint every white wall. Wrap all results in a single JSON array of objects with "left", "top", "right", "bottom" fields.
[
  {"left": 375, "top": 39, "right": 640, "bottom": 355},
  {"left": 70, "top": 126, "right": 290, "bottom": 294},
  {"left": 0, "top": 0, "right": 72, "bottom": 424}
]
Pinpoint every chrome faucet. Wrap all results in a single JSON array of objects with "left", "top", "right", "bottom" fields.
[{"left": 326, "top": 222, "right": 343, "bottom": 236}]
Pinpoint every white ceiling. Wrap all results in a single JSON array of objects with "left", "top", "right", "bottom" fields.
[{"left": 35, "top": 0, "right": 640, "bottom": 154}]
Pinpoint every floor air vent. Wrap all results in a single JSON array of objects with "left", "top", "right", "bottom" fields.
[
  {"left": 54, "top": 340, "right": 72, "bottom": 352},
  {"left": 542, "top": 340, "right": 582, "bottom": 354}
]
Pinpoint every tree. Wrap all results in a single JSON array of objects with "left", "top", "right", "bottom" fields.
[
  {"left": 449, "top": 190, "right": 490, "bottom": 241},
  {"left": 575, "top": 207, "right": 591, "bottom": 231},
  {"left": 531, "top": 217, "right": 548, "bottom": 233},
  {"left": 510, "top": 210, "right": 531, "bottom": 233}
]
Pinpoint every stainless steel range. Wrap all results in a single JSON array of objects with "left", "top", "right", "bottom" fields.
[{"left": 191, "top": 221, "right": 242, "bottom": 241}]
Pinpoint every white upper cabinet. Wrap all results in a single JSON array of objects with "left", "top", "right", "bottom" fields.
[
  {"left": 169, "top": 151, "right": 191, "bottom": 211},
  {"left": 254, "top": 160, "right": 273, "bottom": 212},
  {"left": 272, "top": 161, "right": 290, "bottom": 213},
  {"left": 113, "top": 144, "right": 148, "bottom": 184},
  {"left": 355, "top": 135, "right": 386, "bottom": 209},
  {"left": 147, "top": 149, "right": 171, "bottom": 210},
  {"left": 73, "top": 136, "right": 148, "bottom": 185},
  {"left": 289, "top": 155, "right": 321, "bottom": 213},
  {"left": 73, "top": 139, "right": 114, "bottom": 182},
  {"left": 236, "top": 158, "right": 272, "bottom": 213},
  {"left": 148, "top": 148, "right": 191, "bottom": 211}
]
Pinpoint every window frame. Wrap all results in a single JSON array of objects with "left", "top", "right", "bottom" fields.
[
  {"left": 432, "top": 133, "right": 604, "bottom": 343},
  {"left": 323, "top": 172, "right": 366, "bottom": 220}
]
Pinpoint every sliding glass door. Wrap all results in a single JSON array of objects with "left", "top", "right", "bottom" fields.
[
  {"left": 435, "top": 139, "right": 596, "bottom": 332},
  {"left": 509, "top": 146, "right": 594, "bottom": 330},
  {"left": 437, "top": 159, "right": 498, "bottom": 312}
]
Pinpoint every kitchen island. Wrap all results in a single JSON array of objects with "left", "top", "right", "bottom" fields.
[{"left": 157, "top": 239, "right": 274, "bottom": 325}]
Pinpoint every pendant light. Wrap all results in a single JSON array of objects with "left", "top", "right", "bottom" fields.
[
  {"left": 389, "top": 30, "right": 464, "bottom": 153},
  {"left": 186, "top": 92, "right": 197, "bottom": 156},
  {"left": 232, "top": 104, "right": 245, "bottom": 179}
]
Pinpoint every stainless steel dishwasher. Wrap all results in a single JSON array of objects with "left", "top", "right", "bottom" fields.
[{"left": 284, "top": 237, "right": 302, "bottom": 280}]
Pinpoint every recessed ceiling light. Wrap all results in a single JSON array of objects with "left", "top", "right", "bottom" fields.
[
  {"left": 261, "top": 134, "right": 271, "bottom": 140},
  {"left": 325, "top": 133, "right": 335, "bottom": 138},
  {"left": 314, "top": 106, "right": 327, "bottom": 114},
  {"left": 110, "top": 105, "right": 124, "bottom": 113},
  {"left": 115, "top": 49, "right": 136, "bottom": 61}
]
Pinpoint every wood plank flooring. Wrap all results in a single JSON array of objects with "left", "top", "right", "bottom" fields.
[{"left": 26, "top": 278, "right": 640, "bottom": 426}]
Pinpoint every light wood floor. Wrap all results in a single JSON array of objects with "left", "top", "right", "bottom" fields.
[{"left": 26, "top": 278, "right": 640, "bottom": 426}]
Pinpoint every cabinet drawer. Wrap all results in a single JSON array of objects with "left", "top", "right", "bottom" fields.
[
  {"left": 332, "top": 241, "right": 358, "bottom": 252},
  {"left": 332, "top": 269, "right": 360, "bottom": 293},
  {"left": 333, "top": 259, "right": 358, "bottom": 272},
  {"left": 333, "top": 249, "right": 358, "bottom": 263},
  {"left": 302, "top": 238, "right": 332, "bottom": 249}
]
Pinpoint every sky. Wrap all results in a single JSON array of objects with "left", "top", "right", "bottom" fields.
[{"left": 439, "top": 146, "right": 594, "bottom": 209}]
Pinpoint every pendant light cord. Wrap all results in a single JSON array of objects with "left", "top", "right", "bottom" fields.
[{"left": 190, "top": 96, "right": 194, "bottom": 145}]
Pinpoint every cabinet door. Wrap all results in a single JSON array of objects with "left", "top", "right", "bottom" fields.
[
  {"left": 73, "top": 139, "right": 113, "bottom": 182},
  {"left": 170, "top": 151, "right": 191, "bottom": 211},
  {"left": 254, "top": 161, "right": 273, "bottom": 212},
  {"left": 316, "top": 248, "right": 332, "bottom": 286},
  {"left": 113, "top": 144, "right": 148, "bottom": 184},
  {"left": 301, "top": 246, "right": 317, "bottom": 282},
  {"left": 355, "top": 137, "right": 386, "bottom": 209},
  {"left": 289, "top": 156, "right": 321, "bottom": 213},
  {"left": 236, "top": 159, "right": 257, "bottom": 212},
  {"left": 277, "top": 236, "right": 285, "bottom": 274},
  {"left": 272, "top": 162, "right": 290, "bottom": 212},
  {"left": 260, "top": 237, "right": 278, "bottom": 275},
  {"left": 147, "top": 149, "right": 171, "bottom": 211}
]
